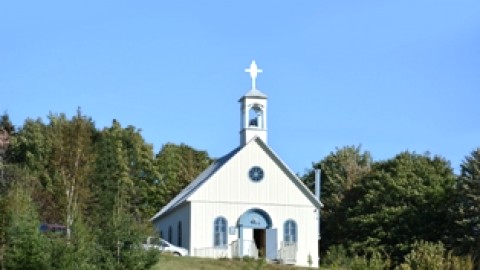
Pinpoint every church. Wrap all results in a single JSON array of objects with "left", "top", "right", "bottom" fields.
[{"left": 150, "top": 61, "right": 322, "bottom": 267}]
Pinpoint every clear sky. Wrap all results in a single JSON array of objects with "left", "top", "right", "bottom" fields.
[{"left": 1, "top": 1, "right": 479, "bottom": 175}]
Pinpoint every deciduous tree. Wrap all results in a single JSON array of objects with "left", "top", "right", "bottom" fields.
[
  {"left": 302, "top": 145, "right": 372, "bottom": 253},
  {"left": 47, "top": 110, "right": 96, "bottom": 239},
  {"left": 344, "top": 152, "right": 456, "bottom": 262}
]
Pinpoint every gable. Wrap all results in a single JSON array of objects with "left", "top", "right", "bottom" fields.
[
  {"left": 189, "top": 137, "right": 322, "bottom": 208},
  {"left": 151, "top": 137, "right": 322, "bottom": 222}
]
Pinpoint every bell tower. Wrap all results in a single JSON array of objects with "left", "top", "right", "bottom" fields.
[{"left": 240, "top": 60, "right": 267, "bottom": 146}]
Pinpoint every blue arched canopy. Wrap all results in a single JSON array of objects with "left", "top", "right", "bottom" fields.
[{"left": 237, "top": 208, "right": 272, "bottom": 229}]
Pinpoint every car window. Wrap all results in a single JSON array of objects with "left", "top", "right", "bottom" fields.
[
  {"left": 150, "top": 237, "right": 161, "bottom": 245},
  {"left": 160, "top": 240, "right": 169, "bottom": 247}
]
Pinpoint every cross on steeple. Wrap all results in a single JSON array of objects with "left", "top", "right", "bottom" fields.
[{"left": 245, "top": 60, "right": 262, "bottom": 90}]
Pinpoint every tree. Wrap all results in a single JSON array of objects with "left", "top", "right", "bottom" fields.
[
  {"left": 47, "top": 110, "right": 97, "bottom": 239},
  {"left": 3, "top": 178, "right": 51, "bottom": 270},
  {"left": 6, "top": 118, "right": 49, "bottom": 178},
  {"left": 0, "top": 113, "right": 14, "bottom": 177},
  {"left": 49, "top": 217, "right": 102, "bottom": 270},
  {"left": 90, "top": 120, "right": 160, "bottom": 220},
  {"left": 0, "top": 114, "right": 14, "bottom": 135},
  {"left": 0, "top": 113, "right": 15, "bottom": 194},
  {"left": 344, "top": 152, "right": 456, "bottom": 263},
  {"left": 5, "top": 118, "right": 58, "bottom": 222},
  {"left": 90, "top": 120, "right": 159, "bottom": 269},
  {"left": 302, "top": 145, "right": 372, "bottom": 253},
  {"left": 155, "top": 143, "right": 212, "bottom": 208},
  {"left": 8, "top": 111, "right": 97, "bottom": 238},
  {"left": 2, "top": 112, "right": 160, "bottom": 269},
  {"left": 454, "top": 147, "right": 480, "bottom": 261},
  {"left": 0, "top": 165, "right": 26, "bottom": 269}
]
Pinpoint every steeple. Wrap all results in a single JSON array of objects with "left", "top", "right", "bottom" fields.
[{"left": 240, "top": 60, "right": 267, "bottom": 146}]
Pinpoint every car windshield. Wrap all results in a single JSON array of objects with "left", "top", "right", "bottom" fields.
[
  {"left": 160, "top": 240, "right": 170, "bottom": 247},
  {"left": 149, "top": 237, "right": 161, "bottom": 245}
]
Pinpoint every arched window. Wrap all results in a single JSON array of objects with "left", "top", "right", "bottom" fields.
[
  {"left": 283, "top": 219, "right": 297, "bottom": 243},
  {"left": 178, "top": 221, "right": 182, "bottom": 246},
  {"left": 168, "top": 226, "right": 172, "bottom": 243},
  {"left": 248, "top": 105, "right": 264, "bottom": 129},
  {"left": 214, "top": 217, "right": 227, "bottom": 248}
]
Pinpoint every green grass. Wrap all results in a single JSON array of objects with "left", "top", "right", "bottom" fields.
[{"left": 151, "top": 255, "right": 316, "bottom": 270}]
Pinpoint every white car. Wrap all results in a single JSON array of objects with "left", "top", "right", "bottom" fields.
[{"left": 143, "top": 237, "right": 189, "bottom": 256}]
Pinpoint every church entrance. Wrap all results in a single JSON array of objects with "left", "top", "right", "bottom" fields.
[
  {"left": 253, "top": 229, "right": 266, "bottom": 257},
  {"left": 237, "top": 208, "right": 277, "bottom": 260}
]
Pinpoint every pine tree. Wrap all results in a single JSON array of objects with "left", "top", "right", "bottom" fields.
[
  {"left": 4, "top": 179, "right": 51, "bottom": 270},
  {"left": 90, "top": 120, "right": 159, "bottom": 269},
  {"left": 455, "top": 148, "right": 480, "bottom": 261},
  {"left": 155, "top": 143, "right": 212, "bottom": 208}
]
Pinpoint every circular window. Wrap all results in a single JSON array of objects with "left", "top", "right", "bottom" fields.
[{"left": 249, "top": 166, "right": 264, "bottom": 182}]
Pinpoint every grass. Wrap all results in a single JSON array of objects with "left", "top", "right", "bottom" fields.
[{"left": 151, "top": 255, "right": 316, "bottom": 270}]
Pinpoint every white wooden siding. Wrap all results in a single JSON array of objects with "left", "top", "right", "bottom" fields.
[
  {"left": 190, "top": 201, "right": 319, "bottom": 267},
  {"left": 153, "top": 203, "right": 191, "bottom": 251},
  {"left": 156, "top": 139, "right": 319, "bottom": 267},
  {"left": 189, "top": 141, "right": 312, "bottom": 207}
]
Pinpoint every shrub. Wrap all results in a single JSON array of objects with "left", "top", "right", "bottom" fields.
[
  {"left": 396, "top": 241, "right": 473, "bottom": 270},
  {"left": 321, "top": 245, "right": 350, "bottom": 268},
  {"left": 321, "top": 245, "right": 390, "bottom": 270}
]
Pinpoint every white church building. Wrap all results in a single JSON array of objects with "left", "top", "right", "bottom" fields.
[{"left": 151, "top": 61, "right": 322, "bottom": 267}]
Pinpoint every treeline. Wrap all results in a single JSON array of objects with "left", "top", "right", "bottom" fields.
[
  {"left": 302, "top": 146, "right": 480, "bottom": 268},
  {"left": 0, "top": 111, "right": 479, "bottom": 269},
  {"left": 0, "top": 111, "right": 212, "bottom": 270}
]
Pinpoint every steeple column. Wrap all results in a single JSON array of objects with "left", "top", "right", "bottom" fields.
[{"left": 239, "top": 61, "right": 268, "bottom": 146}]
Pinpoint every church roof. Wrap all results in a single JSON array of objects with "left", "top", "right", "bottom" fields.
[
  {"left": 241, "top": 89, "right": 267, "bottom": 99},
  {"left": 150, "top": 146, "right": 241, "bottom": 221},
  {"left": 254, "top": 138, "right": 323, "bottom": 209},
  {"left": 150, "top": 137, "right": 322, "bottom": 222}
]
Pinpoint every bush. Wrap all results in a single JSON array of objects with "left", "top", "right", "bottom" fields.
[
  {"left": 321, "top": 245, "right": 390, "bottom": 270},
  {"left": 396, "top": 241, "right": 473, "bottom": 270},
  {"left": 321, "top": 245, "right": 350, "bottom": 268}
]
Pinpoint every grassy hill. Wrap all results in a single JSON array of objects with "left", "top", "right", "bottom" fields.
[{"left": 151, "top": 255, "right": 314, "bottom": 270}]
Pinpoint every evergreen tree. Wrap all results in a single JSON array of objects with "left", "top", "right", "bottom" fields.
[
  {"left": 49, "top": 217, "right": 101, "bottom": 270},
  {"left": 90, "top": 120, "right": 159, "bottom": 269},
  {"left": 0, "top": 113, "right": 13, "bottom": 182},
  {"left": 4, "top": 179, "right": 51, "bottom": 270},
  {"left": 0, "top": 165, "right": 25, "bottom": 269},
  {"left": 0, "top": 113, "right": 14, "bottom": 136},
  {"left": 155, "top": 143, "right": 212, "bottom": 208},
  {"left": 6, "top": 118, "right": 59, "bottom": 222},
  {"left": 454, "top": 148, "right": 480, "bottom": 262}
]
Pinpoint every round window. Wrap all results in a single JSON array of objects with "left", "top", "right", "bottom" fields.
[{"left": 249, "top": 166, "right": 264, "bottom": 182}]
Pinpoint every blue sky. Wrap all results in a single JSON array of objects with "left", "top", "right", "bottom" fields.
[{"left": 1, "top": 1, "right": 479, "bottom": 175}]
